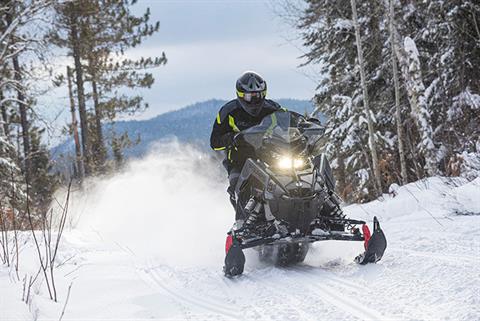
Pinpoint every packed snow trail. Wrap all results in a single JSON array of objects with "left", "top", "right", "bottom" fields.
[{"left": 1, "top": 142, "right": 479, "bottom": 320}]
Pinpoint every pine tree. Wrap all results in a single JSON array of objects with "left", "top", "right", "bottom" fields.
[
  {"left": 81, "top": 1, "right": 166, "bottom": 171},
  {"left": 49, "top": 0, "right": 166, "bottom": 175},
  {"left": 49, "top": 0, "right": 95, "bottom": 175},
  {"left": 28, "top": 126, "right": 58, "bottom": 212}
]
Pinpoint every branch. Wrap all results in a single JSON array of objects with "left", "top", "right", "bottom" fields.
[{"left": 58, "top": 282, "right": 73, "bottom": 321}]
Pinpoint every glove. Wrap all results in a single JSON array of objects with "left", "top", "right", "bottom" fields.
[
  {"left": 227, "top": 133, "right": 243, "bottom": 164},
  {"left": 232, "top": 132, "right": 245, "bottom": 148}
]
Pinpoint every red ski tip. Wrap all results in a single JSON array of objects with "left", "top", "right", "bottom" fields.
[
  {"left": 362, "top": 224, "right": 371, "bottom": 250},
  {"left": 225, "top": 234, "right": 233, "bottom": 254}
]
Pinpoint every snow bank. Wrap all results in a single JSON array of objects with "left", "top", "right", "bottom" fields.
[
  {"left": 345, "top": 176, "right": 480, "bottom": 223},
  {"left": 450, "top": 177, "right": 480, "bottom": 214},
  {"left": 65, "top": 140, "right": 232, "bottom": 267}
]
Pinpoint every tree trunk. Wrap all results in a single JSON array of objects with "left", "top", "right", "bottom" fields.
[
  {"left": 66, "top": 66, "right": 84, "bottom": 180},
  {"left": 12, "top": 55, "right": 30, "bottom": 181},
  {"left": 336, "top": 151, "right": 348, "bottom": 200},
  {"left": 68, "top": 8, "right": 91, "bottom": 175},
  {"left": 91, "top": 76, "right": 106, "bottom": 171},
  {"left": 388, "top": 0, "right": 408, "bottom": 185},
  {"left": 350, "top": 0, "right": 383, "bottom": 196},
  {"left": 5, "top": 7, "right": 30, "bottom": 180},
  {"left": 0, "top": 90, "right": 8, "bottom": 136},
  {"left": 405, "top": 123, "right": 423, "bottom": 180},
  {"left": 397, "top": 36, "right": 438, "bottom": 176}
]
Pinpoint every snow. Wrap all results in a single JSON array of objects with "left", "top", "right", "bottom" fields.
[
  {"left": 451, "top": 178, "right": 480, "bottom": 214},
  {"left": 450, "top": 88, "right": 480, "bottom": 120},
  {"left": 440, "top": 48, "right": 454, "bottom": 65},
  {"left": 404, "top": 37, "right": 420, "bottom": 65},
  {"left": 0, "top": 268, "right": 31, "bottom": 320},
  {"left": 333, "top": 19, "right": 353, "bottom": 31},
  {"left": 1, "top": 142, "right": 480, "bottom": 320}
]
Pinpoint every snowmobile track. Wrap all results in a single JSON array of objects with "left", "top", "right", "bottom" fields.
[
  {"left": 285, "top": 266, "right": 391, "bottom": 320},
  {"left": 241, "top": 273, "right": 324, "bottom": 320},
  {"left": 139, "top": 257, "right": 394, "bottom": 320},
  {"left": 302, "top": 277, "right": 387, "bottom": 321},
  {"left": 289, "top": 265, "right": 365, "bottom": 293},
  {"left": 139, "top": 261, "right": 239, "bottom": 319}
]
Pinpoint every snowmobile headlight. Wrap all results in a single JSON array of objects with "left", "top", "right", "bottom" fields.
[
  {"left": 277, "top": 156, "right": 305, "bottom": 169},
  {"left": 294, "top": 158, "right": 305, "bottom": 168}
]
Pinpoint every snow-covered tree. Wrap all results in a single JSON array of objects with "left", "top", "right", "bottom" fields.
[
  {"left": 350, "top": 0, "right": 383, "bottom": 195},
  {"left": 0, "top": 0, "right": 55, "bottom": 213},
  {"left": 0, "top": 121, "right": 20, "bottom": 205},
  {"left": 295, "top": 0, "right": 479, "bottom": 200},
  {"left": 388, "top": 0, "right": 408, "bottom": 184},
  {"left": 298, "top": 0, "right": 393, "bottom": 200},
  {"left": 399, "top": 37, "right": 438, "bottom": 176},
  {"left": 397, "top": 0, "right": 479, "bottom": 171}
]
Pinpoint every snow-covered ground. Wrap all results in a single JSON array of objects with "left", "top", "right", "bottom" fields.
[{"left": 1, "top": 143, "right": 479, "bottom": 320}]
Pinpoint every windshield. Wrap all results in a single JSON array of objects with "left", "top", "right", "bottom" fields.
[{"left": 241, "top": 111, "right": 322, "bottom": 153}]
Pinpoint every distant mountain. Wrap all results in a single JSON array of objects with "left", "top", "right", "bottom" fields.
[{"left": 52, "top": 98, "right": 320, "bottom": 160}]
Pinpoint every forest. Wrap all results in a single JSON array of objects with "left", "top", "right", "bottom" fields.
[{"left": 291, "top": 0, "right": 479, "bottom": 201}]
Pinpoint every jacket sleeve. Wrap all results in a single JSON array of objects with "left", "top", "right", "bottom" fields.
[{"left": 210, "top": 111, "right": 235, "bottom": 150}]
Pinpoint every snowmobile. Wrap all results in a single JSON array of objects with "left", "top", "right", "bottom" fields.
[{"left": 224, "top": 110, "right": 387, "bottom": 277}]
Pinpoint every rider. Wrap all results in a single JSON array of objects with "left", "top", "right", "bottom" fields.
[{"left": 210, "top": 71, "right": 283, "bottom": 219}]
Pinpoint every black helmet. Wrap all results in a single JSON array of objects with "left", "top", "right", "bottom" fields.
[{"left": 236, "top": 71, "right": 267, "bottom": 116}]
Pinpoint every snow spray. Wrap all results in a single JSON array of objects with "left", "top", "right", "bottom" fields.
[{"left": 63, "top": 140, "right": 233, "bottom": 267}]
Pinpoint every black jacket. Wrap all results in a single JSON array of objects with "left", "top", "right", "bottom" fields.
[{"left": 210, "top": 99, "right": 282, "bottom": 169}]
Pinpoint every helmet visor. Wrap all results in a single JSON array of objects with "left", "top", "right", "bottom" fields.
[
  {"left": 243, "top": 91, "right": 266, "bottom": 102},
  {"left": 237, "top": 90, "right": 266, "bottom": 116}
]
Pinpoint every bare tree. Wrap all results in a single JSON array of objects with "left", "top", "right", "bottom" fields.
[
  {"left": 0, "top": 0, "right": 53, "bottom": 86},
  {"left": 27, "top": 181, "right": 72, "bottom": 302}
]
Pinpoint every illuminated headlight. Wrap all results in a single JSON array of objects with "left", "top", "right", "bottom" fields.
[{"left": 277, "top": 156, "right": 305, "bottom": 169}]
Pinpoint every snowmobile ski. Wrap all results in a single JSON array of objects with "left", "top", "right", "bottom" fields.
[
  {"left": 355, "top": 216, "right": 387, "bottom": 264},
  {"left": 223, "top": 234, "right": 245, "bottom": 277}
]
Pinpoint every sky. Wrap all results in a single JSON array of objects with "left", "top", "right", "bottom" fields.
[
  {"left": 41, "top": 0, "right": 318, "bottom": 144},
  {"left": 124, "top": 0, "right": 316, "bottom": 119}
]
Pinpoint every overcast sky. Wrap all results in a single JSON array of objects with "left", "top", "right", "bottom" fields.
[{"left": 126, "top": 0, "right": 316, "bottom": 119}]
